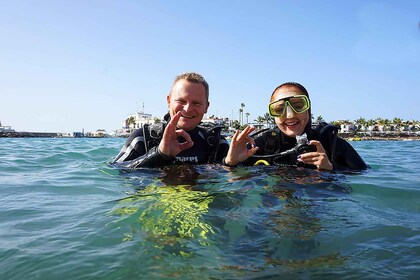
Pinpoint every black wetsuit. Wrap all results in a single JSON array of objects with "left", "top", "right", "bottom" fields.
[
  {"left": 112, "top": 118, "right": 229, "bottom": 169},
  {"left": 247, "top": 123, "right": 368, "bottom": 170}
]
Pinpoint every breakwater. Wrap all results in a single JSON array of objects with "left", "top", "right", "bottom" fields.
[{"left": 0, "top": 131, "right": 59, "bottom": 138}]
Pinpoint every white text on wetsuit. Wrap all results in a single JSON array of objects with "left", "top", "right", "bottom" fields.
[{"left": 175, "top": 156, "right": 199, "bottom": 163}]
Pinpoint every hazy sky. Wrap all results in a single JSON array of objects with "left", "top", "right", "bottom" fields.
[{"left": 1, "top": 0, "right": 419, "bottom": 132}]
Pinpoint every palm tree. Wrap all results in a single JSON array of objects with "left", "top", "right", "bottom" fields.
[
  {"left": 263, "top": 113, "right": 274, "bottom": 126},
  {"left": 254, "top": 116, "right": 265, "bottom": 128},
  {"left": 365, "top": 119, "right": 375, "bottom": 131},
  {"left": 238, "top": 108, "right": 243, "bottom": 125},
  {"left": 375, "top": 117, "right": 388, "bottom": 132},
  {"left": 245, "top": 112, "right": 250, "bottom": 124},
  {"left": 354, "top": 117, "right": 367, "bottom": 131},
  {"left": 393, "top": 117, "right": 403, "bottom": 132},
  {"left": 316, "top": 115, "right": 324, "bottom": 124},
  {"left": 232, "top": 120, "right": 241, "bottom": 129},
  {"left": 240, "top": 103, "right": 245, "bottom": 126},
  {"left": 331, "top": 120, "right": 342, "bottom": 127},
  {"left": 125, "top": 116, "right": 136, "bottom": 128}
]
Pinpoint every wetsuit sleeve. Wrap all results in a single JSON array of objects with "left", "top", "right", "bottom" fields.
[
  {"left": 118, "top": 146, "right": 174, "bottom": 168},
  {"left": 112, "top": 146, "right": 174, "bottom": 169},
  {"left": 111, "top": 128, "right": 174, "bottom": 168},
  {"left": 112, "top": 129, "right": 146, "bottom": 163},
  {"left": 333, "top": 138, "right": 368, "bottom": 170}
]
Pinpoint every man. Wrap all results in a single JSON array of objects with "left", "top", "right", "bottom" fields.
[{"left": 112, "top": 72, "right": 229, "bottom": 168}]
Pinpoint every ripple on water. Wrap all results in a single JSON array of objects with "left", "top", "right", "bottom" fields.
[{"left": 0, "top": 139, "right": 419, "bottom": 279}]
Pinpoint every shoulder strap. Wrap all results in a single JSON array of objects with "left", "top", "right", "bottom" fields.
[
  {"left": 198, "top": 123, "right": 223, "bottom": 164},
  {"left": 315, "top": 122, "right": 339, "bottom": 163},
  {"left": 142, "top": 121, "right": 166, "bottom": 153},
  {"left": 264, "top": 129, "right": 280, "bottom": 155}
]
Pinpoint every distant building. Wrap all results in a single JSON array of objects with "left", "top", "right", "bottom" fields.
[
  {"left": 340, "top": 123, "right": 357, "bottom": 133},
  {"left": 0, "top": 121, "right": 15, "bottom": 132},
  {"left": 202, "top": 116, "right": 226, "bottom": 126},
  {"left": 124, "top": 111, "right": 153, "bottom": 130},
  {"left": 87, "top": 129, "right": 108, "bottom": 138},
  {"left": 115, "top": 106, "right": 155, "bottom": 137}
]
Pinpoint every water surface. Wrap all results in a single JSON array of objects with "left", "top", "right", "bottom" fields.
[{"left": 0, "top": 138, "right": 419, "bottom": 279}]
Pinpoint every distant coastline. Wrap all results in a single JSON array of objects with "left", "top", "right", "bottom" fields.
[
  {"left": 342, "top": 135, "right": 420, "bottom": 141},
  {"left": 1, "top": 130, "right": 419, "bottom": 141},
  {"left": 338, "top": 131, "right": 420, "bottom": 141},
  {"left": 0, "top": 131, "right": 111, "bottom": 138}
]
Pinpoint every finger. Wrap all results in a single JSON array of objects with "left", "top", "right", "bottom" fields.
[
  {"left": 238, "top": 126, "right": 254, "bottom": 140},
  {"left": 167, "top": 111, "right": 181, "bottom": 129},
  {"left": 175, "top": 129, "right": 192, "bottom": 143},
  {"left": 232, "top": 129, "right": 240, "bottom": 142},
  {"left": 300, "top": 153, "right": 318, "bottom": 161},
  {"left": 248, "top": 137, "right": 257, "bottom": 148},
  {"left": 179, "top": 140, "right": 194, "bottom": 151},
  {"left": 308, "top": 140, "right": 326, "bottom": 153},
  {"left": 248, "top": 146, "right": 259, "bottom": 156},
  {"left": 162, "top": 112, "right": 181, "bottom": 141},
  {"left": 243, "top": 125, "right": 255, "bottom": 136},
  {"left": 175, "top": 129, "right": 194, "bottom": 151},
  {"left": 247, "top": 125, "right": 256, "bottom": 135}
]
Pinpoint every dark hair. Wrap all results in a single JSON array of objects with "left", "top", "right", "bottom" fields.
[
  {"left": 270, "top": 82, "right": 309, "bottom": 100},
  {"left": 270, "top": 82, "right": 312, "bottom": 131}
]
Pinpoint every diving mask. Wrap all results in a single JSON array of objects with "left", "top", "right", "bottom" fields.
[{"left": 268, "top": 95, "right": 310, "bottom": 117}]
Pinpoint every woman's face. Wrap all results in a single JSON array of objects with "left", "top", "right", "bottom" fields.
[{"left": 271, "top": 86, "right": 309, "bottom": 137}]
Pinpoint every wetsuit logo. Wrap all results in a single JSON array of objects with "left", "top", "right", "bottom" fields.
[{"left": 175, "top": 156, "right": 199, "bottom": 163}]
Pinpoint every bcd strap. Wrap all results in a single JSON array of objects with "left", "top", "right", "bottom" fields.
[
  {"left": 264, "top": 130, "right": 279, "bottom": 156},
  {"left": 142, "top": 122, "right": 166, "bottom": 153},
  {"left": 200, "top": 123, "right": 223, "bottom": 164},
  {"left": 316, "top": 122, "right": 339, "bottom": 163}
]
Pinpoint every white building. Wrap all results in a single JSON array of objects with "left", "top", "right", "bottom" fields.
[
  {"left": 201, "top": 116, "right": 226, "bottom": 125},
  {"left": 0, "top": 121, "right": 15, "bottom": 132},
  {"left": 124, "top": 111, "right": 153, "bottom": 130},
  {"left": 340, "top": 123, "right": 357, "bottom": 133}
]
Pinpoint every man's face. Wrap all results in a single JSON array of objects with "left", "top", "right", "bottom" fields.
[{"left": 167, "top": 79, "right": 209, "bottom": 131}]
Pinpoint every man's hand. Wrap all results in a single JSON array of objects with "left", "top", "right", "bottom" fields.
[{"left": 158, "top": 111, "right": 194, "bottom": 157}]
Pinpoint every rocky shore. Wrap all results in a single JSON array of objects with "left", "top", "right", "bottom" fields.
[
  {"left": 0, "top": 131, "right": 59, "bottom": 138},
  {"left": 339, "top": 133, "right": 420, "bottom": 141}
]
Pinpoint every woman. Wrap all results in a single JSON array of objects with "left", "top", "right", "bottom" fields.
[{"left": 224, "top": 82, "right": 368, "bottom": 170}]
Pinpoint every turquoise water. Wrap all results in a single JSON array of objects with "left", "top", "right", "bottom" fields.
[{"left": 0, "top": 138, "right": 419, "bottom": 279}]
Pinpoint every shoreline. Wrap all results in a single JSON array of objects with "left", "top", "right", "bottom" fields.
[
  {"left": 1, "top": 133, "right": 419, "bottom": 141},
  {"left": 343, "top": 136, "right": 420, "bottom": 141},
  {"left": 338, "top": 133, "right": 420, "bottom": 141}
]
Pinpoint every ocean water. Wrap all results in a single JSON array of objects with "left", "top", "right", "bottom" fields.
[{"left": 0, "top": 138, "right": 419, "bottom": 279}]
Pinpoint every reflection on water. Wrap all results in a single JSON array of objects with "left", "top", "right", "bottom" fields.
[
  {"left": 1, "top": 139, "right": 419, "bottom": 279},
  {"left": 109, "top": 164, "right": 357, "bottom": 276}
]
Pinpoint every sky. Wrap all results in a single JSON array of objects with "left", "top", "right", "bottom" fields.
[{"left": 1, "top": 0, "right": 419, "bottom": 133}]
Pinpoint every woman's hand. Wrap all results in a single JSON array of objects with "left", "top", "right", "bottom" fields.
[
  {"left": 298, "top": 140, "right": 333, "bottom": 170},
  {"left": 224, "top": 126, "right": 259, "bottom": 166}
]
